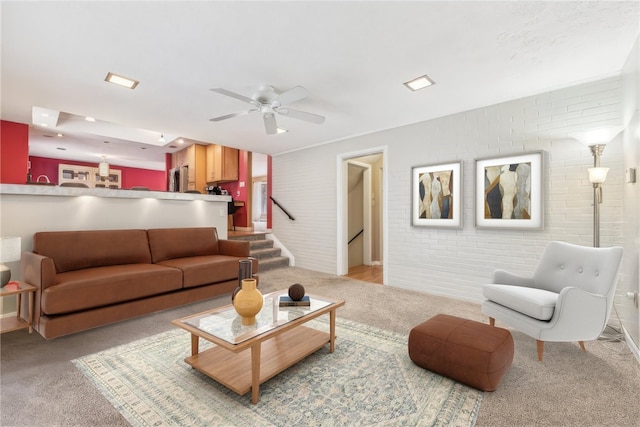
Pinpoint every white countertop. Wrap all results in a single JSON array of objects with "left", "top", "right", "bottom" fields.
[{"left": 0, "top": 184, "right": 231, "bottom": 202}]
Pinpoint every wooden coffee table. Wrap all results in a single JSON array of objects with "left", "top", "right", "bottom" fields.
[{"left": 172, "top": 290, "right": 345, "bottom": 404}]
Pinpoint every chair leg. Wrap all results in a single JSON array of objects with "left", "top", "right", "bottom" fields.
[
  {"left": 536, "top": 340, "right": 544, "bottom": 361},
  {"left": 489, "top": 317, "right": 495, "bottom": 327},
  {"left": 578, "top": 341, "right": 586, "bottom": 352}
]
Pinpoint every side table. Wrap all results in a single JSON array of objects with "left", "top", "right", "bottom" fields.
[{"left": 0, "top": 281, "right": 36, "bottom": 334}]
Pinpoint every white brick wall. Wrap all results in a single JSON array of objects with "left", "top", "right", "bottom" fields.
[{"left": 272, "top": 76, "right": 624, "bottom": 302}]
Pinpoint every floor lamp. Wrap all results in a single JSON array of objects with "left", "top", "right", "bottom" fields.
[
  {"left": 569, "top": 126, "right": 623, "bottom": 248},
  {"left": 570, "top": 126, "right": 624, "bottom": 342}
]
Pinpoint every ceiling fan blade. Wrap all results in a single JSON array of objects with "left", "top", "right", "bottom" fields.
[
  {"left": 263, "top": 113, "right": 278, "bottom": 135},
  {"left": 276, "top": 86, "right": 309, "bottom": 105},
  {"left": 277, "top": 107, "right": 325, "bottom": 124},
  {"left": 209, "top": 109, "right": 258, "bottom": 122},
  {"left": 211, "top": 88, "right": 259, "bottom": 107}
]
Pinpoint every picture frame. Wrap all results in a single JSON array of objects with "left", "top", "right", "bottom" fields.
[
  {"left": 412, "top": 161, "right": 462, "bottom": 228},
  {"left": 474, "top": 151, "right": 544, "bottom": 230}
]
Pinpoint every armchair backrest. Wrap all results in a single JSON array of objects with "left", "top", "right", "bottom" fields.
[{"left": 532, "top": 241, "right": 623, "bottom": 298}]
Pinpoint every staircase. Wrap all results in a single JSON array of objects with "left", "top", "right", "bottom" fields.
[{"left": 228, "top": 232, "right": 289, "bottom": 272}]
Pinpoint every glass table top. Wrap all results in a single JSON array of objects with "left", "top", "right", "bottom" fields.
[{"left": 183, "top": 291, "right": 335, "bottom": 344}]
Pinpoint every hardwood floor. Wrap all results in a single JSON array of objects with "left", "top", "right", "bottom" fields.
[
  {"left": 228, "top": 230, "right": 266, "bottom": 238},
  {"left": 344, "top": 264, "right": 383, "bottom": 284}
]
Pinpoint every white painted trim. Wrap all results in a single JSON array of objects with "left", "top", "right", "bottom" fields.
[
  {"left": 337, "top": 146, "right": 388, "bottom": 284},
  {"left": 622, "top": 324, "right": 640, "bottom": 364},
  {"left": 266, "top": 234, "right": 295, "bottom": 267}
]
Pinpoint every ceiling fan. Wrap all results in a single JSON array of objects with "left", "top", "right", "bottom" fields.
[{"left": 209, "top": 85, "right": 325, "bottom": 135}]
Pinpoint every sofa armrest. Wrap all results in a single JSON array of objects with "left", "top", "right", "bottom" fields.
[
  {"left": 218, "top": 239, "right": 250, "bottom": 258},
  {"left": 492, "top": 269, "right": 535, "bottom": 288},
  {"left": 20, "top": 251, "right": 57, "bottom": 291}
]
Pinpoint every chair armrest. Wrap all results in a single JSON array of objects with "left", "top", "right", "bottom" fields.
[
  {"left": 218, "top": 239, "right": 250, "bottom": 257},
  {"left": 492, "top": 269, "right": 535, "bottom": 287},
  {"left": 20, "top": 251, "right": 57, "bottom": 291},
  {"left": 545, "top": 287, "right": 608, "bottom": 341}
]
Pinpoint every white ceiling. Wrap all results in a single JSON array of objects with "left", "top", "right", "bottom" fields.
[{"left": 2, "top": 1, "right": 638, "bottom": 171}]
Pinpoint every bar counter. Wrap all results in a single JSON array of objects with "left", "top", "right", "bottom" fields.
[
  {"left": 0, "top": 183, "right": 231, "bottom": 202},
  {"left": 0, "top": 184, "right": 232, "bottom": 259}
]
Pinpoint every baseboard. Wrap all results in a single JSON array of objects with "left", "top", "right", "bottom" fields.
[{"left": 622, "top": 324, "right": 640, "bottom": 364}]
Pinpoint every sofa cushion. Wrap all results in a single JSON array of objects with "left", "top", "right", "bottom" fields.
[
  {"left": 34, "top": 230, "right": 152, "bottom": 273},
  {"left": 148, "top": 227, "right": 220, "bottom": 263},
  {"left": 41, "top": 264, "right": 182, "bottom": 315},
  {"left": 483, "top": 284, "right": 558, "bottom": 321},
  {"left": 156, "top": 255, "right": 240, "bottom": 288}
]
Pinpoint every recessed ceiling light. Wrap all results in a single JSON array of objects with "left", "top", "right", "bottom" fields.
[
  {"left": 105, "top": 72, "right": 139, "bottom": 89},
  {"left": 277, "top": 128, "right": 288, "bottom": 134},
  {"left": 57, "top": 133, "right": 63, "bottom": 137},
  {"left": 85, "top": 116, "right": 96, "bottom": 122},
  {"left": 403, "top": 74, "right": 435, "bottom": 91}
]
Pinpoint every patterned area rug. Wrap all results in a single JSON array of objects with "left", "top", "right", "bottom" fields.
[{"left": 73, "top": 318, "right": 481, "bottom": 426}]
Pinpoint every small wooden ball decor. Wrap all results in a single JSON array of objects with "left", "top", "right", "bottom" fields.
[{"left": 288, "top": 283, "right": 306, "bottom": 301}]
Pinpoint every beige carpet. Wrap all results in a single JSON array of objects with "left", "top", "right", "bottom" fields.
[{"left": 1, "top": 266, "right": 639, "bottom": 426}]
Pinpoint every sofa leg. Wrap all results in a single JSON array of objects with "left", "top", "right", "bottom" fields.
[
  {"left": 536, "top": 340, "right": 544, "bottom": 361},
  {"left": 489, "top": 317, "right": 495, "bottom": 327},
  {"left": 578, "top": 341, "right": 586, "bottom": 352}
]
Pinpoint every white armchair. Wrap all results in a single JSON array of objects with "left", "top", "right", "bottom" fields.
[{"left": 482, "top": 241, "right": 623, "bottom": 361}]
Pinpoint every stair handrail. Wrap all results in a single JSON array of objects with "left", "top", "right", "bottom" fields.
[
  {"left": 269, "top": 196, "right": 295, "bottom": 221},
  {"left": 348, "top": 229, "right": 364, "bottom": 245}
]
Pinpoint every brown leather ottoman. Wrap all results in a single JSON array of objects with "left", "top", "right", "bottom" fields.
[{"left": 408, "top": 314, "right": 514, "bottom": 391}]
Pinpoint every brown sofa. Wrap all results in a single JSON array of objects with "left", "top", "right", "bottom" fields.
[{"left": 20, "top": 227, "right": 258, "bottom": 339}]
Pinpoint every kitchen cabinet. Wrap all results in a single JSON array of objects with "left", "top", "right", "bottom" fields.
[
  {"left": 58, "top": 164, "right": 121, "bottom": 188},
  {"left": 206, "top": 144, "right": 239, "bottom": 183},
  {"left": 172, "top": 144, "right": 207, "bottom": 192},
  {"left": 173, "top": 147, "right": 188, "bottom": 168}
]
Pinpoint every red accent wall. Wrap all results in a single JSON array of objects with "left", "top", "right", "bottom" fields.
[
  {"left": 29, "top": 156, "right": 167, "bottom": 190},
  {"left": 222, "top": 150, "right": 249, "bottom": 228},
  {"left": 0, "top": 121, "right": 29, "bottom": 184}
]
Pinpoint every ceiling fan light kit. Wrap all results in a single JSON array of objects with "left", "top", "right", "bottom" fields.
[{"left": 210, "top": 85, "right": 325, "bottom": 135}]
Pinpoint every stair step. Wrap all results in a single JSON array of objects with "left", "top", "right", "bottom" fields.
[
  {"left": 249, "top": 239, "right": 274, "bottom": 250},
  {"left": 251, "top": 247, "right": 281, "bottom": 260},
  {"left": 228, "top": 232, "right": 289, "bottom": 272},
  {"left": 228, "top": 232, "right": 268, "bottom": 242},
  {"left": 258, "top": 256, "right": 290, "bottom": 272}
]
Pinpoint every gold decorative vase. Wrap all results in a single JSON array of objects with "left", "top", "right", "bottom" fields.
[{"left": 233, "top": 278, "right": 263, "bottom": 326}]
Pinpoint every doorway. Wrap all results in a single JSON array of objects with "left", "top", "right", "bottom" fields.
[
  {"left": 251, "top": 152, "right": 269, "bottom": 231},
  {"left": 337, "top": 147, "right": 387, "bottom": 285}
]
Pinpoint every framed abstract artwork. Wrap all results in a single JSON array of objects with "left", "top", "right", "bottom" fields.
[
  {"left": 474, "top": 151, "right": 544, "bottom": 230},
  {"left": 412, "top": 161, "right": 462, "bottom": 228}
]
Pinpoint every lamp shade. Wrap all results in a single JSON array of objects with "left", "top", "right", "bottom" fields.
[
  {"left": 569, "top": 126, "right": 623, "bottom": 147},
  {"left": 0, "top": 237, "right": 21, "bottom": 263},
  {"left": 588, "top": 167, "right": 609, "bottom": 184}
]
